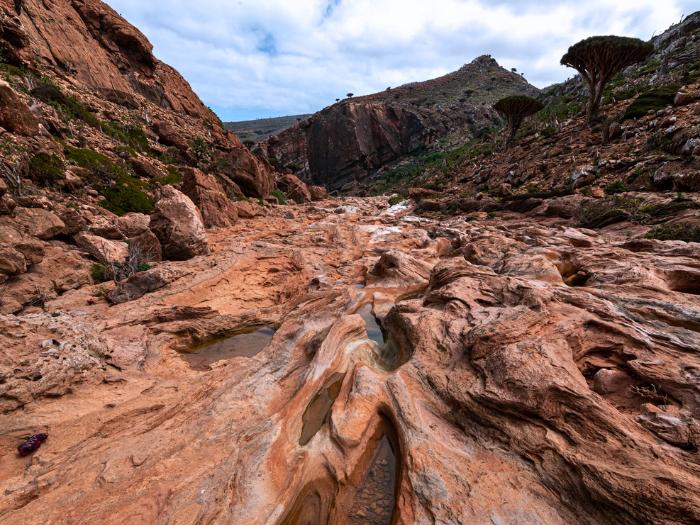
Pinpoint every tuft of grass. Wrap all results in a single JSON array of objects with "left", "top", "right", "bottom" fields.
[
  {"left": 623, "top": 85, "right": 679, "bottom": 120},
  {"left": 90, "top": 263, "right": 109, "bottom": 283},
  {"left": 605, "top": 180, "right": 628, "bottom": 195},
  {"left": 29, "top": 153, "right": 64, "bottom": 187},
  {"left": 103, "top": 122, "right": 150, "bottom": 153},
  {"left": 646, "top": 223, "right": 700, "bottom": 243},
  {"left": 270, "top": 189, "right": 288, "bottom": 204},
  {"left": 154, "top": 166, "right": 183, "bottom": 186},
  {"left": 388, "top": 194, "right": 406, "bottom": 206}
]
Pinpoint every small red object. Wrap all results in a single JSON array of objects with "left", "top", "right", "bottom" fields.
[{"left": 17, "top": 433, "right": 48, "bottom": 456}]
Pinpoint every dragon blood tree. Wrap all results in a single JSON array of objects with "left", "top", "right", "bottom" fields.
[
  {"left": 561, "top": 36, "right": 653, "bottom": 125},
  {"left": 493, "top": 95, "right": 544, "bottom": 144}
]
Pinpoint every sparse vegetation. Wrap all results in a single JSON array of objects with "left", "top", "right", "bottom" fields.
[
  {"left": 646, "top": 223, "right": 700, "bottom": 243},
  {"left": 154, "top": 166, "right": 183, "bottom": 186},
  {"left": 270, "top": 189, "right": 288, "bottom": 205},
  {"left": 191, "top": 138, "right": 214, "bottom": 167},
  {"left": 604, "top": 180, "right": 628, "bottom": 194},
  {"left": 29, "top": 153, "right": 64, "bottom": 186},
  {"left": 65, "top": 147, "right": 153, "bottom": 215},
  {"left": 388, "top": 194, "right": 406, "bottom": 206},
  {"left": 103, "top": 122, "right": 150, "bottom": 153},
  {"left": 561, "top": 36, "right": 654, "bottom": 124},
  {"left": 623, "top": 85, "right": 679, "bottom": 120},
  {"left": 90, "top": 263, "right": 109, "bottom": 283},
  {"left": 32, "top": 84, "right": 100, "bottom": 127}
]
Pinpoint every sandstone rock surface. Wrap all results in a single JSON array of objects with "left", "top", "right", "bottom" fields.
[{"left": 2, "top": 197, "right": 698, "bottom": 524}]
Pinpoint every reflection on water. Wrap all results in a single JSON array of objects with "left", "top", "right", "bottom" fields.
[
  {"left": 182, "top": 327, "right": 275, "bottom": 370},
  {"left": 357, "top": 303, "right": 385, "bottom": 345}
]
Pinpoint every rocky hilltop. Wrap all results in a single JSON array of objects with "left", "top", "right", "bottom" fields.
[
  {"left": 2, "top": 4, "right": 700, "bottom": 525},
  {"left": 262, "top": 56, "right": 537, "bottom": 191}
]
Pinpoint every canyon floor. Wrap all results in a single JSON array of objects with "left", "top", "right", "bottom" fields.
[{"left": 1, "top": 196, "right": 700, "bottom": 524}]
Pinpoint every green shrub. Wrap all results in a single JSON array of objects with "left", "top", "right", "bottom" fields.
[
  {"left": 29, "top": 153, "right": 64, "bottom": 186},
  {"left": 605, "top": 180, "right": 628, "bottom": 194},
  {"left": 65, "top": 147, "right": 153, "bottom": 215},
  {"left": 99, "top": 176, "right": 154, "bottom": 216},
  {"left": 191, "top": 138, "right": 213, "bottom": 166},
  {"left": 90, "top": 263, "right": 109, "bottom": 283},
  {"left": 270, "top": 189, "right": 288, "bottom": 204},
  {"left": 646, "top": 223, "right": 700, "bottom": 243},
  {"left": 154, "top": 166, "right": 183, "bottom": 186},
  {"left": 388, "top": 194, "right": 406, "bottom": 206},
  {"left": 103, "top": 122, "right": 149, "bottom": 152},
  {"left": 623, "top": 86, "right": 679, "bottom": 120}
]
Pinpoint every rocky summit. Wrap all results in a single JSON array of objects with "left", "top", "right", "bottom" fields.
[{"left": 1, "top": 2, "right": 700, "bottom": 525}]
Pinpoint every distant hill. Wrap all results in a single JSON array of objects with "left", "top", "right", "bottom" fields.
[
  {"left": 225, "top": 115, "right": 312, "bottom": 144},
  {"left": 260, "top": 55, "right": 539, "bottom": 191}
]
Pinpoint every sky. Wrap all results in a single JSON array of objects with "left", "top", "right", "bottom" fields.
[{"left": 106, "top": 0, "right": 697, "bottom": 122}]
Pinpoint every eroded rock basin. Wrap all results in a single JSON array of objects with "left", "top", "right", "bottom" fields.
[
  {"left": 181, "top": 327, "right": 276, "bottom": 370},
  {"left": 2, "top": 197, "right": 700, "bottom": 524}
]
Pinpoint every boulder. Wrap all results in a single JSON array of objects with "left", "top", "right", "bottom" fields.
[
  {"left": 674, "top": 91, "right": 700, "bottom": 106},
  {"left": 87, "top": 213, "right": 124, "bottom": 240},
  {"left": 0, "top": 80, "right": 39, "bottom": 136},
  {"left": 277, "top": 174, "right": 311, "bottom": 204},
  {"left": 0, "top": 245, "right": 27, "bottom": 276},
  {"left": 0, "top": 195, "right": 16, "bottom": 216},
  {"left": 13, "top": 207, "right": 65, "bottom": 240},
  {"left": 74, "top": 232, "right": 128, "bottom": 265},
  {"left": 107, "top": 267, "right": 169, "bottom": 304},
  {"left": 153, "top": 121, "right": 189, "bottom": 150},
  {"left": 117, "top": 213, "right": 151, "bottom": 237},
  {"left": 231, "top": 200, "right": 265, "bottom": 219},
  {"left": 149, "top": 186, "right": 209, "bottom": 260},
  {"left": 0, "top": 178, "right": 7, "bottom": 197},
  {"left": 653, "top": 166, "right": 700, "bottom": 192},
  {"left": 57, "top": 207, "right": 87, "bottom": 236},
  {"left": 181, "top": 167, "right": 238, "bottom": 228},
  {"left": 309, "top": 185, "right": 329, "bottom": 201}
]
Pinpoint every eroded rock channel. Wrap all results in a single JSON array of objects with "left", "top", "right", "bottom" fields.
[{"left": 2, "top": 197, "right": 700, "bottom": 524}]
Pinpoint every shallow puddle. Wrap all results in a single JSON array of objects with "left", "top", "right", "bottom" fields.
[
  {"left": 182, "top": 327, "right": 275, "bottom": 370},
  {"left": 347, "top": 423, "right": 399, "bottom": 524},
  {"left": 299, "top": 373, "right": 345, "bottom": 446},
  {"left": 357, "top": 303, "right": 385, "bottom": 345}
]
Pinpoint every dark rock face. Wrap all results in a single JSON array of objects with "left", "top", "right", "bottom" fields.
[{"left": 263, "top": 56, "right": 538, "bottom": 191}]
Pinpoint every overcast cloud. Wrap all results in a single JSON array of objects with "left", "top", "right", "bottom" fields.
[{"left": 106, "top": 0, "right": 697, "bottom": 121}]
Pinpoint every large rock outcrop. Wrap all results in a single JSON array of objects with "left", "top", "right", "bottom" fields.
[{"left": 263, "top": 56, "right": 538, "bottom": 191}]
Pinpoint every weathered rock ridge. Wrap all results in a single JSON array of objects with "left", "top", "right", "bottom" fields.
[
  {"left": 262, "top": 56, "right": 538, "bottom": 191},
  {"left": 2, "top": 196, "right": 699, "bottom": 524}
]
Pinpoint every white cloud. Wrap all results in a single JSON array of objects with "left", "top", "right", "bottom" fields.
[{"left": 106, "top": 0, "right": 694, "bottom": 120}]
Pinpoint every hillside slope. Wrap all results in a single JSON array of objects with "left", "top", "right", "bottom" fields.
[
  {"left": 261, "top": 55, "right": 538, "bottom": 191},
  {"left": 0, "top": 0, "right": 327, "bottom": 314}
]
